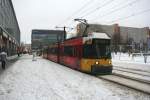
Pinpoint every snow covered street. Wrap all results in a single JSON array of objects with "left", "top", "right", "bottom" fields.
[{"left": 0, "top": 55, "right": 150, "bottom": 100}]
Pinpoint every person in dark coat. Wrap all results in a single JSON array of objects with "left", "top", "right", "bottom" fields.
[{"left": 0, "top": 49, "right": 7, "bottom": 69}]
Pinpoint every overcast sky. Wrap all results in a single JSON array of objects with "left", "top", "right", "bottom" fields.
[{"left": 12, "top": 0, "right": 150, "bottom": 44}]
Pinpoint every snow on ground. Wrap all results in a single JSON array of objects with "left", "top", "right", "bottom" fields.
[
  {"left": 112, "top": 52, "right": 150, "bottom": 64},
  {"left": 7, "top": 55, "right": 18, "bottom": 61},
  {"left": 0, "top": 55, "right": 150, "bottom": 100},
  {"left": 112, "top": 52, "right": 150, "bottom": 72}
]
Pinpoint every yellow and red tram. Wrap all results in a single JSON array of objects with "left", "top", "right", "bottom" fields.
[{"left": 43, "top": 32, "right": 112, "bottom": 74}]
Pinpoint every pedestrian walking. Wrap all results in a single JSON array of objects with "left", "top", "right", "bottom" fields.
[{"left": 0, "top": 51, "right": 7, "bottom": 69}]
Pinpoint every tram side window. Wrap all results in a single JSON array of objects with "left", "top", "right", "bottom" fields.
[
  {"left": 54, "top": 48, "right": 58, "bottom": 54},
  {"left": 49, "top": 47, "right": 58, "bottom": 54},
  {"left": 74, "top": 45, "right": 82, "bottom": 58},
  {"left": 59, "top": 47, "right": 64, "bottom": 56},
  {"left": 64, "top": 46, "right": 74, "bottom": 56},
  {"left": 47, "top": 48, "right": 51, "bottom": 54}
]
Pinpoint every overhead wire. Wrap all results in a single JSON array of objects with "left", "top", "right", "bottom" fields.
[
  {"left": 80, "top": 0, "right": 115, "bottom": 18},
  {"left": 57, "top": 0, "right": 148, "bottom": 31},
  {"left": 100, "top": 0, "right": 140, "bottom": 17},
  {"left": 67, "top": 0, "right": 133, "bottom": 30},
  {"left": 89, "top": 0, "right": 141, "bottom": 22},
  {"left": 65, "top": 0, "right": 114, "bottom": 28},
  {"left": 106, "top": 8, "right": 150, "bottom": 24},
  {"left": 70, "top": 0, "right": 102, "bottom": 17},
  {"left": 88, "top": 0, "right": 130, "bottom": 21},
  {"left": 61, "top": 0, "right": 108, "bottom": 28},
  {"left": 57, "top": 0, "right": 94, "bottom": 26},
  {"left": 59, "top": 0, "right": 114, "bottom": 27},
  {"left": 59, "top": 0, "right": 110, "bottom": 27}
]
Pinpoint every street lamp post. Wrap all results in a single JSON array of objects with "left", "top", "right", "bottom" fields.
[
  {"left": 55, "top": 26, "right": 66, "bottom": 40},
  {"left": 55, "top": 26, "right": 74, "bottom": 41}
]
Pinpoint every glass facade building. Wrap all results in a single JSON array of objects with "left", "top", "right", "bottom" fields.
[
  {"left": 0, "top": 0, "right": 20, "bottom": 43},
  {"left": 32, "top": 30, "right": 64, "bottom": 50}
]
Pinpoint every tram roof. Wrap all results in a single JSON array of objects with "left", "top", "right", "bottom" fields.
[{"left": 87, "top": 32, "right": 111, "bottom": 39}]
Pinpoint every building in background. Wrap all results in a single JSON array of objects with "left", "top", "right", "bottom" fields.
[
  {"left": 24, "top": 44, "right": 31, "bottom": 53},
  {"left": 20, "top": 43, "right": 31, "bottom": 54},
  {"left": 0, "top": 0, "right": 20, "bottom": 56},
  {"left": 77, "top": 23, "right": 150, "bottom": 52},
  {"left": 31, "top": 29, "right": 64, "bottom": 51},
  {"left": 148, "top": 29, "right": 150, "bottom": 50}
]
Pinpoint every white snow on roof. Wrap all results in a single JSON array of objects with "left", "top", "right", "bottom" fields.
[{"left": 88, "top": 32, "right": 110, "bottom": 39}]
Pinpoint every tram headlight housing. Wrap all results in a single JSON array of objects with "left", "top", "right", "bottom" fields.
[
  {"left": 95, "top": 61, "right": 99, "bottom": 65},
  {"left": 109, "top": 60, "right": 112, "bottom": 64}
]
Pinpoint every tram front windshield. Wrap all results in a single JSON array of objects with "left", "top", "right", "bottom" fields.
[{"left": 83, "top": 39, "right": 111, "bottom": 59}]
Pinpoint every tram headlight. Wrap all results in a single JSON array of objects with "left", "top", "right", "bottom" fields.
[
  {"left": 95, "top": 61, "right": 99, "bottom": 65},
  {"left": 109, "top": 61, "right": 112, "bottom": 64}
]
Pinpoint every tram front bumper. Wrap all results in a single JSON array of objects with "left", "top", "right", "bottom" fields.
[{"left": 91, "top": 65, "right": 113, "bottom": 74}]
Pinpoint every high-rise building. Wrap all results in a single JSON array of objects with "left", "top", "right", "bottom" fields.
[
  {"left": 77, "top": 23, "right": 149, "bottom": 52},
  {"left": 0, "top": 0, "right": 20, "bottom": 55},
  {"left": 31, "top": 29, "right": 64, "bottom": 50}
]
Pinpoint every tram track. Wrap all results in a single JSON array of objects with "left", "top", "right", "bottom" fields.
[
  {"left": 113, "top": 66, "right": 150, "bottom": 82},
  {"left": 114, "top": 66, "right": 150, "bottom": 74},
  {"left": 98, "top": 69, "right": 150, "bottom": 94},
  {"left": 113, "top": 68, "right": 150, "bottom": 77},
  {"left": 112, "top": 72, "right": 150, "bottom": 84}
]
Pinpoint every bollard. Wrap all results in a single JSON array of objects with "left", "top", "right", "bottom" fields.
[
  {"left": 32, "top": 52, "right": 36, "bottom": 61},
  {"left": 144, "top": 55, "right": 147, "bottom": 63},
  {"left": 132, "top": 54, "right": 134, "bottom": 60}
]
